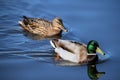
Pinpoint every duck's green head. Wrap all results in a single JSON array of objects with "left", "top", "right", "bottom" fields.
[{"left": 87, "top": 40, "right": 105, "bottom": 55}]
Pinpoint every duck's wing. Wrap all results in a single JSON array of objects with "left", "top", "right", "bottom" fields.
[
  {"left": 55, "top": 47, "right": 80, "bottom": 63},
  {"left": 19, "top": 16, "right": 52, "bottom": 35},
  {"left": 21, "top": 16, "right": 51, "bottom": 28},
  {"left": 50, "top": 39, "right": 87, "bottom": 53},
  {"left": 50, "top": 39, "right": 78, "bottom": 53}
]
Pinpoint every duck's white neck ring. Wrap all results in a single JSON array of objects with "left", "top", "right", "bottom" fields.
[{"left": 87, "top": 53, "right": 96, "bottom": 55}]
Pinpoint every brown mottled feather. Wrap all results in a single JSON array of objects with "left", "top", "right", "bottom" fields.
[{"left": 19, "top": 16, "right": 67, "bottom": 37}]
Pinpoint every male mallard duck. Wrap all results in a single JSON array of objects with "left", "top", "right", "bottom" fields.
[
  {"left": 87, "top": 48, "right": 105, "bottom": 80},
  {"left": 50, "top": 39, "right": 105, "bottom": 64},
  {"left": 19, "top": 16, "right": 67, "bottom": 37}
]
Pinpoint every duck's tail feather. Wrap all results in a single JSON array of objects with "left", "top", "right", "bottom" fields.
[
  {"left": 22, "top": 16, "right": 29, "bottom": 25},
  {"left": 50, "top": 39, "right": 59, "bottom": 48},
  {"left": 23, "top": 16, "right": 28, "bottom": 19}
]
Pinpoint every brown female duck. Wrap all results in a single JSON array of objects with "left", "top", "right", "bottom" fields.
[{"left": 19, "top": 16, "right": 67, "bottom": 37}]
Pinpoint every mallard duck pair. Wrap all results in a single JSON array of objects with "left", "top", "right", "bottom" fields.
[
  {"left": 19, "top": 16, "right": 105, "bottom": 65},
  {"left": 19, "top": 16, "right": 67, "bottom": 37}
]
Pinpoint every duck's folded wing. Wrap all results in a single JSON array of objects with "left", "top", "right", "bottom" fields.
[{"left": 55, "top": 48, "right": 79, "bottom": 63}]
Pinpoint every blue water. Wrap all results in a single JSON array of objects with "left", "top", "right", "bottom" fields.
[{"left": 0, "top": 0, "right": 120, "bottom": 80}]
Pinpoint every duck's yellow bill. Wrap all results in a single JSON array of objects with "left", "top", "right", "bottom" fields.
[
  {"left": 97, "top": 72, "right": 105, "bottom": 78},
  {"left": 96, "top": 47, "right": 105, "bottom": 55}
]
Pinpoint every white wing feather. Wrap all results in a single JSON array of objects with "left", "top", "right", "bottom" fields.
[{"left": 55, "top": 48, "right": 79, "bottom": 63}]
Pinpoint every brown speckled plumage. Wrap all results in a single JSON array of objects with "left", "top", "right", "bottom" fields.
[{"left": 19, "top": 16, "right": 67, "bottom": 37}]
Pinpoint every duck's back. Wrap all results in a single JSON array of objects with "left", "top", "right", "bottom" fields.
[{"left": 23, "top": 16, "right": 52, "bottom": 28}]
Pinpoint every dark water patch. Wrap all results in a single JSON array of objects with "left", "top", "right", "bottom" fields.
[{"left": 0, "top": 33, "right": 9, "bottom": 38}]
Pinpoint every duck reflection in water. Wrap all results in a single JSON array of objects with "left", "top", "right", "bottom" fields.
[
  {"left": 87, "top": 53, "right": 105, "bottom": 80},
  {"left": 87, "top": 64, "right": 105, "bottom": 80}
]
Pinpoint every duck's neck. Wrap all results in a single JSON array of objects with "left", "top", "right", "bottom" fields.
[
  {"left": 87, "top": 52, "right": 98, "bottom": 65},
  {"left": 87, "top": 51, "right": 96, "bottom": 55}
]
